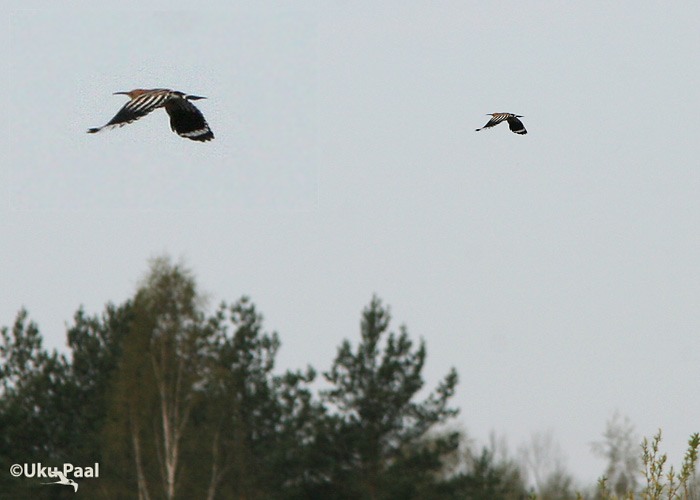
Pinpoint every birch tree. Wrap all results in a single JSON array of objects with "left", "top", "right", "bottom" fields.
[{"left": 106, "top": 257, "right": 212, "bottom": 500}]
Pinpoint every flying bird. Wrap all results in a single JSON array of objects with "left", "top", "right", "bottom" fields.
[
  {"left": 42, "top": 471, "right": 79, "bottom": 492},
  {"left": 88, "top": 88, "right": 214, "bottom": 142},
  {"left": 476, "top": 113, "right": 527, "bottom": 135}
]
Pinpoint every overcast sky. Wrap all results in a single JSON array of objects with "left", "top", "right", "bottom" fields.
[{"left": 2, "top": 2, "right": 699, "bottom": 487}]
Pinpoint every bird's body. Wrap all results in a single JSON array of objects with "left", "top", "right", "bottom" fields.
[
  {"left": 476, "top": 113, "right": 527, "bottom": 135},
  {"left": 88, "top": 88, "right": 214, "bottom": 142}
]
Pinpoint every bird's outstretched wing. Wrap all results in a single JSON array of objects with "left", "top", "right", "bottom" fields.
[
  {"left": 506, "top": 116, "right": 527, "bottom": 134},
  {"left": 87, "top": 92, "right": 171, "bottom": 133},
  {"left": 475, "top": 114, "right": 509, "bottom": 131},
  {"left": 164, "top": 98, "right": 214, "bottom": 142}
]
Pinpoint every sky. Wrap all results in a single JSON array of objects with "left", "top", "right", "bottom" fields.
[{"left": 2, "top": 1, "right": 699, "bottom": 488}]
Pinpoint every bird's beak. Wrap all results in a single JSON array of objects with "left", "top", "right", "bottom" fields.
[
  {"left": 188, "top": 95, "right": 207, "bottom": 100},
  {"left": 113, "top": 91, "right": 130, "bottom": 95}
]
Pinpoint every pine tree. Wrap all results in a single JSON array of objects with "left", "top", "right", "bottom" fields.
[{"left": 321, "top": 296, "right": 459, "bottom": 500}]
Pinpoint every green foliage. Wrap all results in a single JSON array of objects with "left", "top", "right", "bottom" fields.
[
  {"left": 101, "top": 258, "right": 205, "bottom": 499},
  {"left": 0, "top": 310, "right": 73, "bottom": 498},
  {"left": 596, "top": 431, "right": 699, "bottom": 500},
  {"left": 0, "top": 312, "right": 68, "bottom": 445},
  {"left": 66, "top": 302, "right": 134, "bottom": 463},
  {"left": 0, "top": 259, "right": 538, "bottom": 500},
  {"left": 5, "top": 259, "right": 697, "bottom": 500},
  {"left": 448, "top": 446, "right": 528, "bottom": 500},
  {"left": 532, "top": 466, "right": 574, "bottom": 500},
  {"left": 639, "top": 431, "right": 699, "bottom": 500},
  {"left": 320, "top": 295, "right": 460, "bottom": 500},
  {"left": 193, "top": 297, "right": 321, "bottom": 500}
]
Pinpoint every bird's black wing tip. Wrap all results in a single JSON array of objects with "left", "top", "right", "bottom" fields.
[
  {"left": 183, "top": 131, "right": 214, "bottom": 142},
  {"left": 195, "top": 133, "right": 215, "bottom": 142}
]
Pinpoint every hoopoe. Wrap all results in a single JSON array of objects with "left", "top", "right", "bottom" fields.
[
  {"left": 88, "top": 88, "right": 214, "bottom": 142},
  {"left": 476, "top": 113, "right": 527, "bottom": 135}
]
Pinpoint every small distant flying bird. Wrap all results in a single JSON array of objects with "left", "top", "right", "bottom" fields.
[
  {"left": 42, "top": 471, "right": 79, "bottom": 492},
  {"left": 476, "top": 113, "right": 527, "bottom": 135},
  {"left": 88, "top": 88, "right": 214, "bottom": 142}
]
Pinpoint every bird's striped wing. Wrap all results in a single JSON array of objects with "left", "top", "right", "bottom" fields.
[
  {"left": 164, "top": 98, "right": 214, "bottom": 142},
  {"left": 506, "top": 116, "right": 527, "bottom": 135},
  {"left": 475, "top": 114, "right": 509, "bottom": 131},
  {"left": 87, "top": 92, "right": 170, "bottom": 133}
]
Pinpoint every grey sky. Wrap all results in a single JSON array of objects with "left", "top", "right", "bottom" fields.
[{"left": 2, "top": 2, "right": 699, "bottom": 486}]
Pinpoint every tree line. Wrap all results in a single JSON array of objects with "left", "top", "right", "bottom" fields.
[
  {"left": 1, "top": 258, "right": 697, "bottom": 500},
  {"left": 0, "top": 257, "right": 527, "bottom": 500}
]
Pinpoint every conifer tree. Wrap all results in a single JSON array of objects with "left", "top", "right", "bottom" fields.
[{"left": 321, "top": 296, "right": 459, "bottom": 500}]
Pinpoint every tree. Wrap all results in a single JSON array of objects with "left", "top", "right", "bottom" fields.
[
  {"left": 0, "top": 310, "right": 74, "bottom": 498},
  {"left": 196, "top": 297, "right": 320, "bottom": 500},
  {"left": 101, "top": 259, "right": 322, "bottom": 500},
  {"left": 596, "top": 431, "right": 699, "bottom": 500},
  {"left": 64, "top": 301, "right": 134, "bottom": 465},
  {"left": 103, "top": 257, "right": 213, "bottom": 500},
  {"left": 2, "top": 264, "right": 475, "bottom": 500},
  {"left": 592, "top": 412, "right": 640, "bottom": 497},
  {"left": 518, "top": 430, "right": 574, "bottom": 500},
  {"left": 453, "top": 445, "right": 528, "bottom": 500},
  {"left": 321, "top": 296, "right": 459, "bottom": 500},
  {"left": 0, "top": 301, "right": 136, "bottom": 499},
  {"left": 429, "top": 432, "right": 529, "bottom": 500}
]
